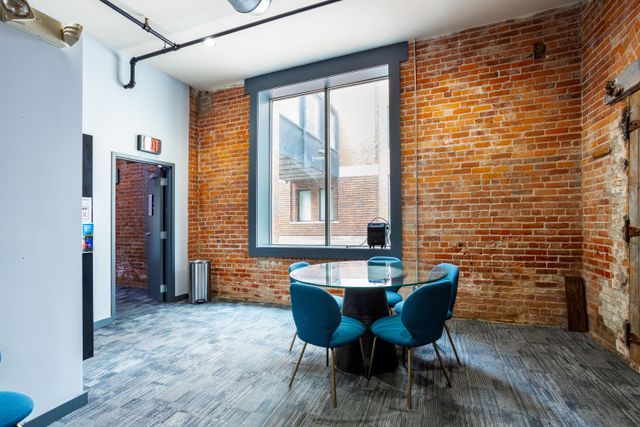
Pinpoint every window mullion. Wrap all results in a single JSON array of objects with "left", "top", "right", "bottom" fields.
[{"left": 324, "top": 87, "right": 331, "bottom": 247}]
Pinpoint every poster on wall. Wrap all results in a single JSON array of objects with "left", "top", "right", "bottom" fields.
[
  {"left": 82, "top": 223, "right": 94, "bottom": 254},
  {"left": 81, "top": 197, "right": 92, "bottom": 224}
]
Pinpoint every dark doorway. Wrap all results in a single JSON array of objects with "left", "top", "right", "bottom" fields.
[{"left": 113, "top": 154, "right": 174, "bottom": 311}]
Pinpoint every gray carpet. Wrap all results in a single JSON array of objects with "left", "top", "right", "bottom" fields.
[{"left": 53, "top": 286, "right": 640, "bottom": 426}]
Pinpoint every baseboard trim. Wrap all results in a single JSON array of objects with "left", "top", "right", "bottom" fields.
[
  {"left": 24, "top": 392, "right": 88, "bottom": 427},
  {"left": 175, "top": 293, "right": 188, "bottom": 302},
  {"left": 94, "top": 316, "right": 114, "bottom": 329}
]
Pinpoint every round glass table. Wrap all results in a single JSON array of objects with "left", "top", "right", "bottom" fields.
[{"left": 290, "top": 260, "right": 448, "bottom": 375}]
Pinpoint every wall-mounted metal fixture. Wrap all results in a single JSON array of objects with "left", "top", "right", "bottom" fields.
[
  {"left": 532, "top": 41, "right": 546, "bottom": 59},
  {"left": 625, "top": 320, "right": 640, "bottom": 347},
  {"left": 97, "top": 0, "right": 342, "bottom": 89},
  {"left": 605, "top": 58, "right": 640, "bottom": 105},
  {"left": 1, "top": 0, "right": 83, "bottom": 48},
  {"left": 620, "top": 106, "right": 640, "bottom": 141},
  {"left": 227, "top": 0, "right": 272, "bottom": 15}
]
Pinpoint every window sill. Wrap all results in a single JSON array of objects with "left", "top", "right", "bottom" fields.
[{"left": 249, "top": 244, "right": 399, "bottom": 260}]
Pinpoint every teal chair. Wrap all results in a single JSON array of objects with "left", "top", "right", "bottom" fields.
[
  {"left": 395, "top": 263, "right": 461, "bottom": 366},
  {"left": 289, "top": 282, "right": 366, "bottom": 408},
  {"left": 0, "top": 352, "right": 34, "bottom": 427},
  {"left": 367, "top": 256, "right": 402, "bottom": 311},
  {"left": 288, "top": 262, "right": 344, "bottom": 353},
  {"left": 368, "top": 278, "right": 452, "bottom": 409}
]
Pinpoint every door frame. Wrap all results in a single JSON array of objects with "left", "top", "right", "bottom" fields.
[{"left": 111, "top": 152, "right": 176, "bottom": 319}]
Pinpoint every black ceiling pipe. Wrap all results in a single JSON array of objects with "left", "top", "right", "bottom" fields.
[
  {"left": 98, "top": 0, "right": 176, "bottom": 49},
  {"left": 117, "top": 0, "right": 343, "bottom": 89}
]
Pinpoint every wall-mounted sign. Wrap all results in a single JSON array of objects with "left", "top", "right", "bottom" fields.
[
  {"left": 81, "top": 197, "right": 92, "bottom": 224},
  {"left": 137, "top": 135, "right": 161, "bottom": 155},
  {"left": 82, "top": 223, "right": 94, "bottom": 254}
]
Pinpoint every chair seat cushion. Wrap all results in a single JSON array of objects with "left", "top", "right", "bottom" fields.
[
  {"left": 371, "top": 315, "right": 422, "bottom": 348},
  {"left": 332, "top": 295, "right": 344, "bottom": 309},
  {"left": 386, "top": 291, "right": 403, "bottom": 308},
  {"left": 329, "top": 316, "right": 365, "bottom": 348},
  {"left": 0, "top": 391, "right": 34, "bottom": 427}
]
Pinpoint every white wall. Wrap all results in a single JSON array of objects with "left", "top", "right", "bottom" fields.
[
  {"left": 83, "top": 36, "right": 190, "bottom": 322},
  {"left": 0, "top": 24, "right": 84, "bottom": 420}
]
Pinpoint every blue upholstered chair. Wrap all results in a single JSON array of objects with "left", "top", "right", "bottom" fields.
[
  {"left": 289, "top": 282, "right": 366, "bottom": 408},
  {"left": 394, "top": 263, "right": 461, "bottom": 366},
  {"left": 288, "top": 262, "right": 344, "bottom": 353},
  {"left": 367, "top": 256, "right": 403, "bottom": 311},
  {"left": 368, "top": 278, "right": 452, "bottom": 409},
  {"left": 0, "top": 352, "right": 34, "bottom": 427}
]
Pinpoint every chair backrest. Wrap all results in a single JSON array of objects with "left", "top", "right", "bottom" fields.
[
  {"left": 290, "top": 282, "right": 341, "bottom": 348},
  {"left": 400, "top": 278, "right": 452, "bottom": 346},
  {"left": 434, "top": 263, "right": 459, "bottom": 314},
  {"left": 289, "top": 261, "right": 310, "bottom": 285},
  {"left": 368, "top": 256, "right": 402, "bottom": 292}
]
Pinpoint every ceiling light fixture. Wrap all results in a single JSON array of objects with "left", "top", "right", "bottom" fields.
[
  {"left": 203, "top": 37, "right": 217, "bottom": 47},
  {"left": 227, "top": 0, "right": 272, "bottom": 15}
]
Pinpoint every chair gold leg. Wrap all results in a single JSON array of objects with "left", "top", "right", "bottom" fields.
[
  {"left": 289, "top": 331, "right": 297, "bottom": 352},
  {"left": 444, "top": 322, "right": 462, "bottom": 367},
  {"left": 289, "top": 342, "right": 307, "bottom": 388},
  {"left": 433, "top": 342, "right": 452, "bottom": 387},
  {"left": 331, "top": 348, "right": 337, "bottom": 408},
  {"left": 358, "top": 338, "right": 367, "bottom": 376},
  {"left": 407, "top": 347, "right": 413, "bottom": 409},
  {"left": 326, "top": 348, "right": 329, "bottom": 367},
  {"left": 368, "top": 336, "right": 378, "bottom": 380}
]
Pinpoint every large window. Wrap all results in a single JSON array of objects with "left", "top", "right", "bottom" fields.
[
  {"left": 271, "top": 79, "right": 389, "bottom": 247},
  {"left": 247, "top": 43, "right": 407, "bottom": 258}
]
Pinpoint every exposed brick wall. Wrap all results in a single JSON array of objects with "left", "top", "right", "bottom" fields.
[
  {"left": 403, "top": 6, "right": 583, "bottom": 325},
  {"left": 581, "top": 0, "right": 640, "bottom": 358},
  {"left": 189, "top": 88, "right": 200, "bottom": 260},
  {"left": 115, "top": 160, "right": 148, "bottom": 287},
  {"left": 189, "top": 5, "right": 585, "bottom": 325}
]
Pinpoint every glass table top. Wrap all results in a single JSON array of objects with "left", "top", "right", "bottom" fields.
[{"left": 289, "top": 260, "right": 448, "bottom": 289}]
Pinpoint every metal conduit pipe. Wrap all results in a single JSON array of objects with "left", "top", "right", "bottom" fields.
[{"left": 97, "top": 0, "right": 343, "bottom": 89}]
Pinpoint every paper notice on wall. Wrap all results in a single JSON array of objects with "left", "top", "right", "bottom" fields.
[{"left": 82, "top": 197, "right": 92, "bottom": 224}]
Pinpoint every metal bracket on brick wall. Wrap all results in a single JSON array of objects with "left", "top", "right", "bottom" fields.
[
  {"left": 625, "top": 320, "right": 640, "bottom": 347},
  {"left": 624, "top": 216, "right": 640, "bottom": 243},
  {"left": 605, "top": 58, "right": 640, "bottom": 105},
  {"left": 620, "top": 107, "right": 640, "bottom": 141}
]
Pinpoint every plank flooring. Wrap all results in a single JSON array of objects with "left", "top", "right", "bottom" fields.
[{"left": 53, "top": 286, "right": 640, "bottom": 426}]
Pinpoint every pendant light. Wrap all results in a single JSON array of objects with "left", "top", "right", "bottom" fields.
[{"left": 227, "top": 0, "right": 271, "bottom": 15}]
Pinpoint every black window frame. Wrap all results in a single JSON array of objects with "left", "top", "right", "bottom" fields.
[{"left": 246, "top": 42, "right": 407, "bottom": 259}]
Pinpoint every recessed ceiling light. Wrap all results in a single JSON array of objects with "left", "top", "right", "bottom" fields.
[{"left": 204, "top": 37, "right": 217, "bottom": 47}]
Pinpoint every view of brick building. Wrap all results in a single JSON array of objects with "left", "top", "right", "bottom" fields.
[{"left": 272, "top": 80, "right": 390, "bottom": 246}]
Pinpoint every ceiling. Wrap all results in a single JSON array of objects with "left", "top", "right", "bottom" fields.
[{"left": 29, "top": 0, "right": 578, "bottom": 90}]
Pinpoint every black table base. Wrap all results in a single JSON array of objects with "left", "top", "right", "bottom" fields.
[{"left": 336, "top": 288, "right": 397, "bottom": 375}]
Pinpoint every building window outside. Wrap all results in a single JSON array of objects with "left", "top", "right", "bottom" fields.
[
  {"left": 319, "top": 188, "right": 336, "bottom": 222},
  {"left": 247, "top": 43, "right": 406, "bottom": 258},
  {"left": 271, "top": 79, "right": 389, "bottom": 247},
  {"left": 297, "top": 190, "right": 312, "bottom": 222}
]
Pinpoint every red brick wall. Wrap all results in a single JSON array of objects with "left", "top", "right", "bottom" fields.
[
  {"left": 189, "top": 5, "right": 584, "bottom": 325},
  {"left": 581, "top": 0, "right": 640, "bottom": 355},
  {"left": 115, "top": 160, "right": 148, "bottom": 287},
  {"left": 402, "top": 6, "right": 583, "bottom": 325}
]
